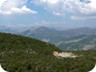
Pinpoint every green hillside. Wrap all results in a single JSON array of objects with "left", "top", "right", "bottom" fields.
[{"left": 0, "top": 33, "right": 96, "bottom": 72}]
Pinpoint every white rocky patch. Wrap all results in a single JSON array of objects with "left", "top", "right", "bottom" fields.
[{"left": 53, "top": 51, "right": 78, "bottom": 58}]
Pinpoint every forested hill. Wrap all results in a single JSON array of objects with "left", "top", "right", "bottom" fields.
[
  {"left": 0, "top": 33, "right": 61, "bottom": 55},
  {"left": 0, "top": 33, "right": 95, "bottom": 72}
]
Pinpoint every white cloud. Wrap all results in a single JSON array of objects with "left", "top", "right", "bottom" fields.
[
  {"left": 0, "top": 0, "right": 37, "bottom": 15},
  {"left": 40, "top": 0, "right": 59, "bottom": 4},
  {"left": 53, "top": 12, "right": 62, "bottom": 16},
  {"left": 80, "top": 0, "right": 96, "bottom": 14},
  {"left": 0, "top": 0, "right": 6, "bottom": 6},
  {"left": 1, "top": 0, "right": 28, "bottom": 10},
  {"left": 71, "top": 15, "right": 96, "bottom": 20},
  {"left": 0, "top": 6, "right": 37, "bottom": 15},
  {"left": 33, "top": 0, "right": 96, "bottom": 15},
  {"left": 88, "top": 0, "right": 96, "bottom": 7}
]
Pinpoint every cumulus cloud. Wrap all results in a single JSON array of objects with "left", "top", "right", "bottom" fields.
[
  {"left": 0, "top": 0, "right": 6, "bottom": 6},
  {"left": 0, "top": 6, "right": 37, "bottom": 15},
  {"left": 80, "top": 0, "right": 96, "bottom": 14},
  {"left": 40, "top": 0, "right": 59, "bottom": 4},
  {"left": 32, "top": 0, "right": 96, "bottom": 15},
  {"left": 0, "top": 0, "right": 37, "bottom": 15}
]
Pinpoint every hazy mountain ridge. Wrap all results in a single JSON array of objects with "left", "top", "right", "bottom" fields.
[
  {"left": 0, "top": 25, "right": 31, "bottom": 34},
  {"left": 21, "top": 26, "right": 96, "bottom": 50},
  {"left": 1, "top": 26, "right": 96, "bottom": 50},
  {"left": 22, "top": 26, "right": 96, "bottom": 38},
  {"left": 61, "top": 27, "right": 96, "bottom": 36}
]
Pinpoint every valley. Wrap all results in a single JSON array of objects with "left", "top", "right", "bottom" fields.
[
  {"left": 0, "top": 33, "right": 95, "bottom": 72},
  {"left": 21, "top": 26, "right": 96, "bottom": 51}
]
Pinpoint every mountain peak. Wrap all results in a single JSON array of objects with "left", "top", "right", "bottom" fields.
[{"left": 22, "top": 26, "right": 58, "bottom": 36}]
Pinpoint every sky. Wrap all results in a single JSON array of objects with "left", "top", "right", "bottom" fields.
[{"left": 0, "top": 0, "right": 96, "bottom": 30}]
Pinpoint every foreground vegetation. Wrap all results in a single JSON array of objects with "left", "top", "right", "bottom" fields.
[{"left": 0, "top": 33, "right": 95, "bottom": 72}]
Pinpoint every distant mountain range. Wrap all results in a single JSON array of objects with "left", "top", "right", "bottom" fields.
[
  {"left": 21, "top": 26, "right": 96, "bottom": 50},
  {"left": 0, "top": 25, "right": 30, "bottom": 34},
  {"left": 0, "top": 25, "right": 96, "bottom": 50},
  {"left": 61, "top": 27, "right": 96, "bottom": 36},
  {"left": 0, "top": 26, "right": 15, "bottom": 33},
  {"left": 22, "top": 26, "right": 96, "bottom": 37}
]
